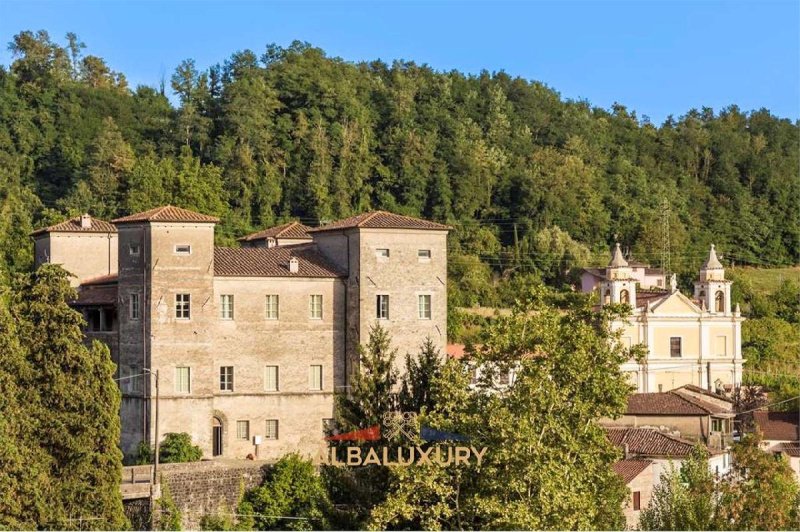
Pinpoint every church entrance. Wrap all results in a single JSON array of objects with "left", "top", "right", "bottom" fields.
[{"left": 212, "top": 417, "right": 223, "bottom": 457}]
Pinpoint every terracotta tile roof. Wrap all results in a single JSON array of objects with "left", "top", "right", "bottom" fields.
[
  {"left": 31, "top": 215, "right": 117, "bottom": 236},
  {"left": 80, "top": 273, "right": 119, "bottom": 286},
  {"left": 72, "top": 284, "right": 118, "bottom": 306},
  {"left": 605, "top": 427, "right": 710, "bottom": 457},
  {"left": 308, "top": 211, "right": 451, "bottom": 233},
  {"left": 626, "top": 390, "right": 730, "bottom": 416},
  {"left": 753, "top": 411, "right": 800, "bottom": 441},
  {"left": 613, "top": 459, "right": 652, "bottom": 484},
  {"left": 112, "top": 205, "right": 219, "bottom": 224},
  {"left": 781, "top": 442, "right": 800, "bottom": 457},
  {"left": 635, "top": 289, "right": 670, "bottom": 309},
  {"left": 678, "top": 384, "right": 734, "bottom": 404},
  {"left": 238, "top": 221, "right": 313, "bottom": 242},
  {"left": 214, "top": 244, "right": 345, "bottom": 278}
]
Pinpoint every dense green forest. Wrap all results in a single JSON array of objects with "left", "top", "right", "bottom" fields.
[{"left": 1, "top": 30, "right": 798, "bottom": 300}]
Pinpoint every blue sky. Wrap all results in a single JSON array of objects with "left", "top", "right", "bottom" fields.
[{"left": 0, "top": 0, "right": 797, "bottom": 124}]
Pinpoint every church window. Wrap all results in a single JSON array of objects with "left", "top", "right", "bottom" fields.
[
  {"left": 620, "top": 289, "right": 630, "bottom": 304},
  {"left": 715, "top": 291, "right": 724, "bottom": 312},
  {"left": 604, "top": 289, "right": 611, "bottom": 305}
]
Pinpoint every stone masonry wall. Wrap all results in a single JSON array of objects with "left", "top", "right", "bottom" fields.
[{"left": 158, "top": 460, "right": 270, "bottom": 530}]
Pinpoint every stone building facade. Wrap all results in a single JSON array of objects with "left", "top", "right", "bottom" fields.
[{"left": 32, "top": 206, "right": 449, "bottom": 461}]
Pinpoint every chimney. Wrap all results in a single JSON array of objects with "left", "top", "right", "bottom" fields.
[
  {"left": 80, "top": 214, "right": 92, "bottom": 229},
  {"left": 288, "top": 257, "right": 299, "bottom": 274},
  {"left": 623, "top": 443, "right": 630, "bottom": 459}
]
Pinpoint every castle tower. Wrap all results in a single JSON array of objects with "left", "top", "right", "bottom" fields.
[
  {"left": 694, "top": 245, "right": 731, "bottom": 314},
  {"left": 600, "top": 243, "right": 637, "bottom": 308}
]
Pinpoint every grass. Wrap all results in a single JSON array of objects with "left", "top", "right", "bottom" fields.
[{"left": 730, "top": 266, "right": 800, "bottom": 295}]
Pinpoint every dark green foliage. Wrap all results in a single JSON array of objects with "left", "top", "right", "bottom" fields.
[
  {"left": 0, "top": 264, "right": 126, "bottom": 529},
  {"left": 156, "top": 480, "right": 182, "bottom": 531},
  {"left": 242, "top": 454, "right": 332, "bottom": 530},
  {"left": 399, "top": 337, "right": 445, "bottom": 413},
  {"left": 0, "top": 31, "right": 797, "bottom": 303},
  {"left": 335, "top": 324, "right": 399, "bottom": 431},
  {"left": 158, "top": 432, "right": 203, "bottom": 463}
]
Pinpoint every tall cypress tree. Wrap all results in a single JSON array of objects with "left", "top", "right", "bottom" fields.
[{"left": 13, "top": 264, "right": 126, "bottom": 529}]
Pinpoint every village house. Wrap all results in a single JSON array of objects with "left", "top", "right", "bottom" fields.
[
  {"left": 32, "top": 206, "right": 450, "bottom": 461},
  {"left": 593, "top": 243, "right": 745, "bottom": 393},
  {"left": 612, "top": 458, "right": 654, "bottom": 529},
  {"left": 753, "top": 411, "right": 800, "bottom": 479},
  {"left": 604, "top": 384, "right": 736, "bottom": 451}
]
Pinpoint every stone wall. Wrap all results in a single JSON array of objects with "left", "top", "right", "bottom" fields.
[{"left": 158, "top": 460, "right": 269, "bottom": 530}]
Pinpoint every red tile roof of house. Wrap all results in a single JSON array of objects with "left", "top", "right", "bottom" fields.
[
  {"left": 753, "top": 411, "right": 800, "bottom": 441},
  {"left": 605, "top": 427, "right": 715, "bottom": 457},
  {"left": 72, "top": 284, "right": 118, "bottom": 306},
  {"left": 308, "top": 211, "right": 451, "bottom": 233},
  {"left": 112, "top": 205, "right": 220, "bottom": 224},
  {"left": 613, "top": 459, "right": 653, "bottom": 484},
  {"left": 214, "top": 244, "right": 345, "bottom": 278},
  {"left": 626, "top": 389, "right": 732, "bottom": 416},
  {"left": 781, "top": 442, "right": 800, "bottom": 457},
  {"left": 237, "top": 221, "right": 313, "bottom": 242},
  {"left": 31, "top": 215, "right": 117, "bottom": 236}
]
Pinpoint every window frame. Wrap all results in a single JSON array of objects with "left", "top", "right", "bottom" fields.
[
  {"left": 669, "top": 336, "right": 682, "bottom": 358},
  {"left": 309, "top": 364, "right": 323, "bottom": 391},
  {"left": 129, "top": 243, "right": 141, "bottom": 257},
  {"left": 265, "top": 419, "right": 279, "bottom": 440},
  {"left": 418, "top": 249, "right": 432, "bottom": 261},
  {"left": 633, "top": 491, "right": 641, "bottom": 511},
  {"left": 219, "top": 366, "right": 234, "bottom": 392},
  {"left": 175, "top": 366, "right": 191, "bottom": 394},
  {"left": 418, "top": 294, "right": 432, "bottom": 320},
  {"left": 265, "top": 294, "right": 279, "bottom": 320},
  {"left": 129, "top": 293, "right": 141, "bottom": 320},
  {"left": 220, "top": 294, "right": 235, "bottom": 320},
  {"left": 375, "top": 248, "right": 390, "bottom": 260},
  {"left": 264, "top": 365, "right": 279, "bottom": 392},
  {"left": 376, "top": 294, "right": 389, "bottom": 320},
  {"left": 175, "top": 293, "right": 191, "bottom": 320},
  {"left": 236, "top": 420, "right": 250, "bottom": 440},
  {"left": 174, "top": 244, "right": 192, "bottom": 255},
  {"left": 309, "top": 294, "right": 323, "bottom": 320}
]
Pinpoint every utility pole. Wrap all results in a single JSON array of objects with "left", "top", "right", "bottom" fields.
[
  {"left": 154, "top": 369, "right": 160, "bottom": 486},
  {"left": 660, "top": 197, "right": 671, "bottom": 275}
]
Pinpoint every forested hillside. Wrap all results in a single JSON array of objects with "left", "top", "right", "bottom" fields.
[{"left": 1, "top": 30, "right": 798, "bottom": 302}]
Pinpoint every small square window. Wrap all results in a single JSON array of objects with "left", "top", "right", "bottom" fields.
[
  {"left": 175, "top": 244, "right": 192, "bottom": 255},
  {"left": 418, "top": 249, "right": 431, "bottom": 260},
  {"left": 129, "top": 243, "right": 141, "bottom": 256},
  {"left": 309, "top": 365, "right": 323, "bottom": 391},
  {"left": 309, "top": 295, "right": 323, "bottom": 319},
  {"left": 418, "top": 294, "right": 432, "bottom": 320},
  {"left": 265, "top": 295, "right": 279, "bottom": 319},
  {"left": 265, "top": 419, "right": 279, "bottom": 440},
  {"left": 376, "top": 295, "right": 389, "bottom": 319},
  {"left": 220, "top": 366, "right": 234, "bottom": 392},
  {"left": 376, "top": 248, "right": 390, "bottom": 259},
  {"left": 220, "top": 294, "right": 234, "bottom": 320},
  {"left": 236, "top": 420, "right": 249, "bottom": 440},
  {"left": 264, "top": 365, "right": 279, "bottom": 391},
  {"left": 175, "top": 294, "right": 191, "bottom": 319},
  {"left": 175, "top": 367, "right": 191, "bottom": 393}
]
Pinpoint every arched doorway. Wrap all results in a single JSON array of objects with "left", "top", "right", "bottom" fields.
[{"left": 212, "top": 417, "right": 223, "bottom": 457}]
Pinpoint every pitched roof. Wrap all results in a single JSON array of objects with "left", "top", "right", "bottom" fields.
[
  {"left": 625, "top": 390, "right": 731, "bottom": 416},
  {"left": 31, "top": 215, "right": 117, "bottom": 236},
  {"left": 237, "top": 221, "right": 312, "bottom": 242},
  {"left": 753, "top": 411, "right": 800, "bottom": 441},
  {"left": 678, "top": 384, "right": 734, "bottom": 404},
  {"left": 308, "top": 211, "right": 451, "bottom": 233},
  {"left": 214, "top": 244, "right": 345, "bottom": 278},
  {"left": 781, "top": 442, "right": 800, "bottom": 457},
  {"left": 112, "top": 205, "right": 219, "bottom": 224},
  {"left": 612, "top": 459, "right": 653, "bottom": 484},
  {"left": 605, "top": 427, "right": 709, "bottom": 458}
]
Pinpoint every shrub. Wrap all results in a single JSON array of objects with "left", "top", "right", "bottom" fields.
[{"left": 159, "top": 432, "right": 202, "bottom": 463}]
